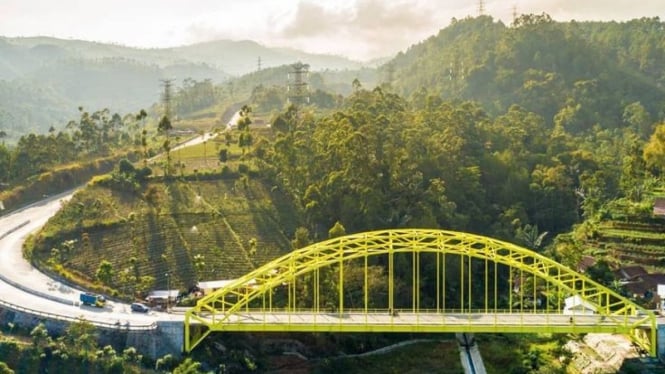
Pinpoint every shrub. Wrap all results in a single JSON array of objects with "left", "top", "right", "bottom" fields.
[{"left": 237, "top": 163, "right": 250, "bottom": 174}]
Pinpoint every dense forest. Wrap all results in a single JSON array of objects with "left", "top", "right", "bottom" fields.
[{"left": 388, "top": 15, "right": 664, "bottom": 130}]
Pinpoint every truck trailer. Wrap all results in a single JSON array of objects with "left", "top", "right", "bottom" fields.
[{"left": 79, "top": 293, "right": 106, "bottom": 308}]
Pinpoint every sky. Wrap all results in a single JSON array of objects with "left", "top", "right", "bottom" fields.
[{"left": 0, "top": 0, "right": 663, "bottom": 61}]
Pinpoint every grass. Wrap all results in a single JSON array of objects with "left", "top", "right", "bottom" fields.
[
  {"left": 150, "top": 127, "right": 270, "bottom": 178},
  {"left": 480, "top": 334, "right": 571, "bottom": 373},
  {"left": 598, "top": 228, "right": 665, "bottom": 240}
]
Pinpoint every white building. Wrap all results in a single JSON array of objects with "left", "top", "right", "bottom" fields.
[{"left": 563, "top": 295, "right": 597, "bottom": 315}]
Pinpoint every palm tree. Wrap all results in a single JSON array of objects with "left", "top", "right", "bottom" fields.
[{"left": 516, "top": 224, "right": 549, "bottom": 251}]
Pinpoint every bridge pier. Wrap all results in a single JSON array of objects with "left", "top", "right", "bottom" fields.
[{"left": 456, "top": 333, "right": 486, "bottom": 374}]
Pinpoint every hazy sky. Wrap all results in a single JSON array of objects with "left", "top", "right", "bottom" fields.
[{"left": 1, "top": 0, "right": 663, "bottom": 61}]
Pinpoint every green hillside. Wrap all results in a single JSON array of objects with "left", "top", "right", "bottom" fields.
[
  {"left": 386, "top": 15, "right": 665, "bottom": 131},
  {"left": 30, "top": 174, "right": 299, "bottom": 295}
]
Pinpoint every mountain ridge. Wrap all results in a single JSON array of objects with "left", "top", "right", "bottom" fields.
[{"left": 0, "top": 35, "right": 367, "bottom": 139}]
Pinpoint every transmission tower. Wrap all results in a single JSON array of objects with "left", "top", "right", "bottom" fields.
[
  {"left": 478, "top": 0, "right": 485, "bottom": 16},
  {"left": 385, "top": 62, "right": 395, "bottom": 86},
  {"left": 160, "top": 79, "right": 174, "bottom": 119},
  {"left": 512, "top": 4, "right": 518, "bottom": 24},
  {"left": 287, "top": 62, "right": 310, "bottom": 106},
  {"left": 257, "top": 56, "right": 262, "bottom": 72}
]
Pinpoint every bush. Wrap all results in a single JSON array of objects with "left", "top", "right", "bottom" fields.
[{"left": 237, "top": 163, "right": 250, "bottom": 174}]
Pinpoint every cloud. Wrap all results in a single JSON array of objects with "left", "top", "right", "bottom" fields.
[
  {"left": 279, "top": 0, "right": 445, "bottom": 60},
  {"left": 281, "top": 2, "right": 345, "bottom": 37}
]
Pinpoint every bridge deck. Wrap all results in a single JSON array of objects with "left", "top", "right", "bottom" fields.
[{"left": 193, "top": 312, "right": 650, "bottom": 334}]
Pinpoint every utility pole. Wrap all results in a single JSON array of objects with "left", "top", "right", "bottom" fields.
[
  {"left": 385, "top": 62, "right": 395, "bottom": 87},
  {"left": 165, "top": 272, "right": 170, "bottom": 312},
  {"left": 287, "top": 62, "right": 310, "bottom": 106},
  {"left": 512, "top": 4, "right": 518, "bottom": 24},
  {"left": 478, "top": 0, "right": 485, "bottom": 16},
  {"left": 160, "top": 79, "right": 174, "bottom": 120}
]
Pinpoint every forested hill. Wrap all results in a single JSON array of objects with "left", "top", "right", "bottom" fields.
[
  {"left": 387, "top": 15, "right": 665, "bottom": 134},
  {"left": 0, "top": 37, "right": 362, "bottom": 140}
]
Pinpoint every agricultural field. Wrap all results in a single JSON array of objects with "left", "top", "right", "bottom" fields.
[{"left": 28, "top": 172, "right": 300, "bottom": 299}]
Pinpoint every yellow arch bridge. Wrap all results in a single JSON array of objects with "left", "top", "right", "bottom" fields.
[{"left": 185, "top": 229, "right": 658, "bottom": 355}]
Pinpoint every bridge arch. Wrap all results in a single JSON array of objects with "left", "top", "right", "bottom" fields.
[{"left": 185, "top": 229, "right": 656, "bottom": 354}]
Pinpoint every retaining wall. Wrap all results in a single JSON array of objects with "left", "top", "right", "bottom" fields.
[{"left": 0, "top": 301, "right": 182, "bottom": 359}]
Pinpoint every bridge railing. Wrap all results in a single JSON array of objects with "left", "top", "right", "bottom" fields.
[
  {"left": 0, "top": 298, "right": 157, "bottom": 331},
  {"left": 193, "top": 306, "right": 651, "bottom": 317}
]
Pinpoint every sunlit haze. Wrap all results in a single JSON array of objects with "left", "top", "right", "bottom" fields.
[{"left": 1, "top": 0, "right": 664, "bottom": 61}]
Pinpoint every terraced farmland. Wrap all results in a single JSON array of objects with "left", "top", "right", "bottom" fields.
[
  {"left": 29, "top": 176, "right": 300, "bottom": 297},
  {"left": 587, "top": 220, "right": 665, "bottom": 267}
]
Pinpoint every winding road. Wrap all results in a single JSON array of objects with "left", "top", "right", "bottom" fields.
[
  {"left": 0, "top": 190, "right": 182, "bottom": 328},
  {"left": 0, "top": 126, "right": 221, "bottom": 329}
]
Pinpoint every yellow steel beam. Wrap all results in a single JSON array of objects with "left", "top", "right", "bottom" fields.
[{"left": 184, "top": 229, "right": 657, "bottom": 355}]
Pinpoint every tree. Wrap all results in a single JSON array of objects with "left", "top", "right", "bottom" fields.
[
  {"left": 30, "top": 323, "right": 51, "bottom": 351},
  {"left": 155, "top": 353, "right": 176, "bottom": 372},
  {"left": 173, "top": 358, "right": 203, "bottom": 374},
  {"left": 193, "top": 254, "right": 206, "bottom": 280},
  {"left": 292, "top": 227, "right": 311, "bottom": 249},
  {"left": 515, "top": 224, "right": 548, "bottom": 251},
  {"left": 237, "top": 105, "right": 253, "bottom": 153},
  {"left": 644, "top": 123, "right": 665, "bottom": 171},
  {"left": 62, "top": 318, "right": 97, "bottom": 356},
  {"left": 218, "top": 148, "right": 228, "bottom": 163},
  {"left": 162, "top": 139, "right": 172, "bottom": 176},
  {"left": 623, "top": 101, "right": 651, "bottom": 138},
  {"left": 352, "top": 78, "right": 362, "bottom": 92},
  {"left": 96, "top": 260, "right": 114, "bottom": 286},
  {"left": 328, "top": 221, "right": 346, "bottom": 238},
  {"left": 141, "top": 129, "right": 149, "bottom": 167},
  {"left": 0, "top": 362, "right": 14, "bottom": 374},
  {"left": 0, "top": 142, "right": 10, "bottom": 183},
  {"left": 158, "top": 115, "right": 172, "bottom": 134},
  {"left": 248, "top": 238, "right": 257, "bottom": 257}
]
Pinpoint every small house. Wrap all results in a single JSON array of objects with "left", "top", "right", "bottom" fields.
[
  {"left": 654, "top": 198, "right": 665, "bottom": 218},
  {"left": 197, "top": 278, "right": 257, "bottom": 295},
  {"left": 563, "top": 295, "right": 597, "bottom": 315},
  {"left": 145, "top": 289, "right": 179, "bottom": 308}
]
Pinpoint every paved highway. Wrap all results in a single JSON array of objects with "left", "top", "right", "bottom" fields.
[
  {"left": 0, "top": 191, "right": 183, "bottom": 327},
  {"left": 0, "top": 121, "right": 226, "bottom": 329}
]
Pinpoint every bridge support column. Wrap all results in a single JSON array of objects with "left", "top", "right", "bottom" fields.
[{"left": 456, "top": 333, "right": 486, "bottom": 374}]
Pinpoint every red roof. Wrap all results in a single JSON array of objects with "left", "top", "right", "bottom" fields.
[
  {"left": 577, "top": 256, "right": 597, "bottom": 272},
  {"left": 613, "top": 265, "right": 648, "bottom": 281}
]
